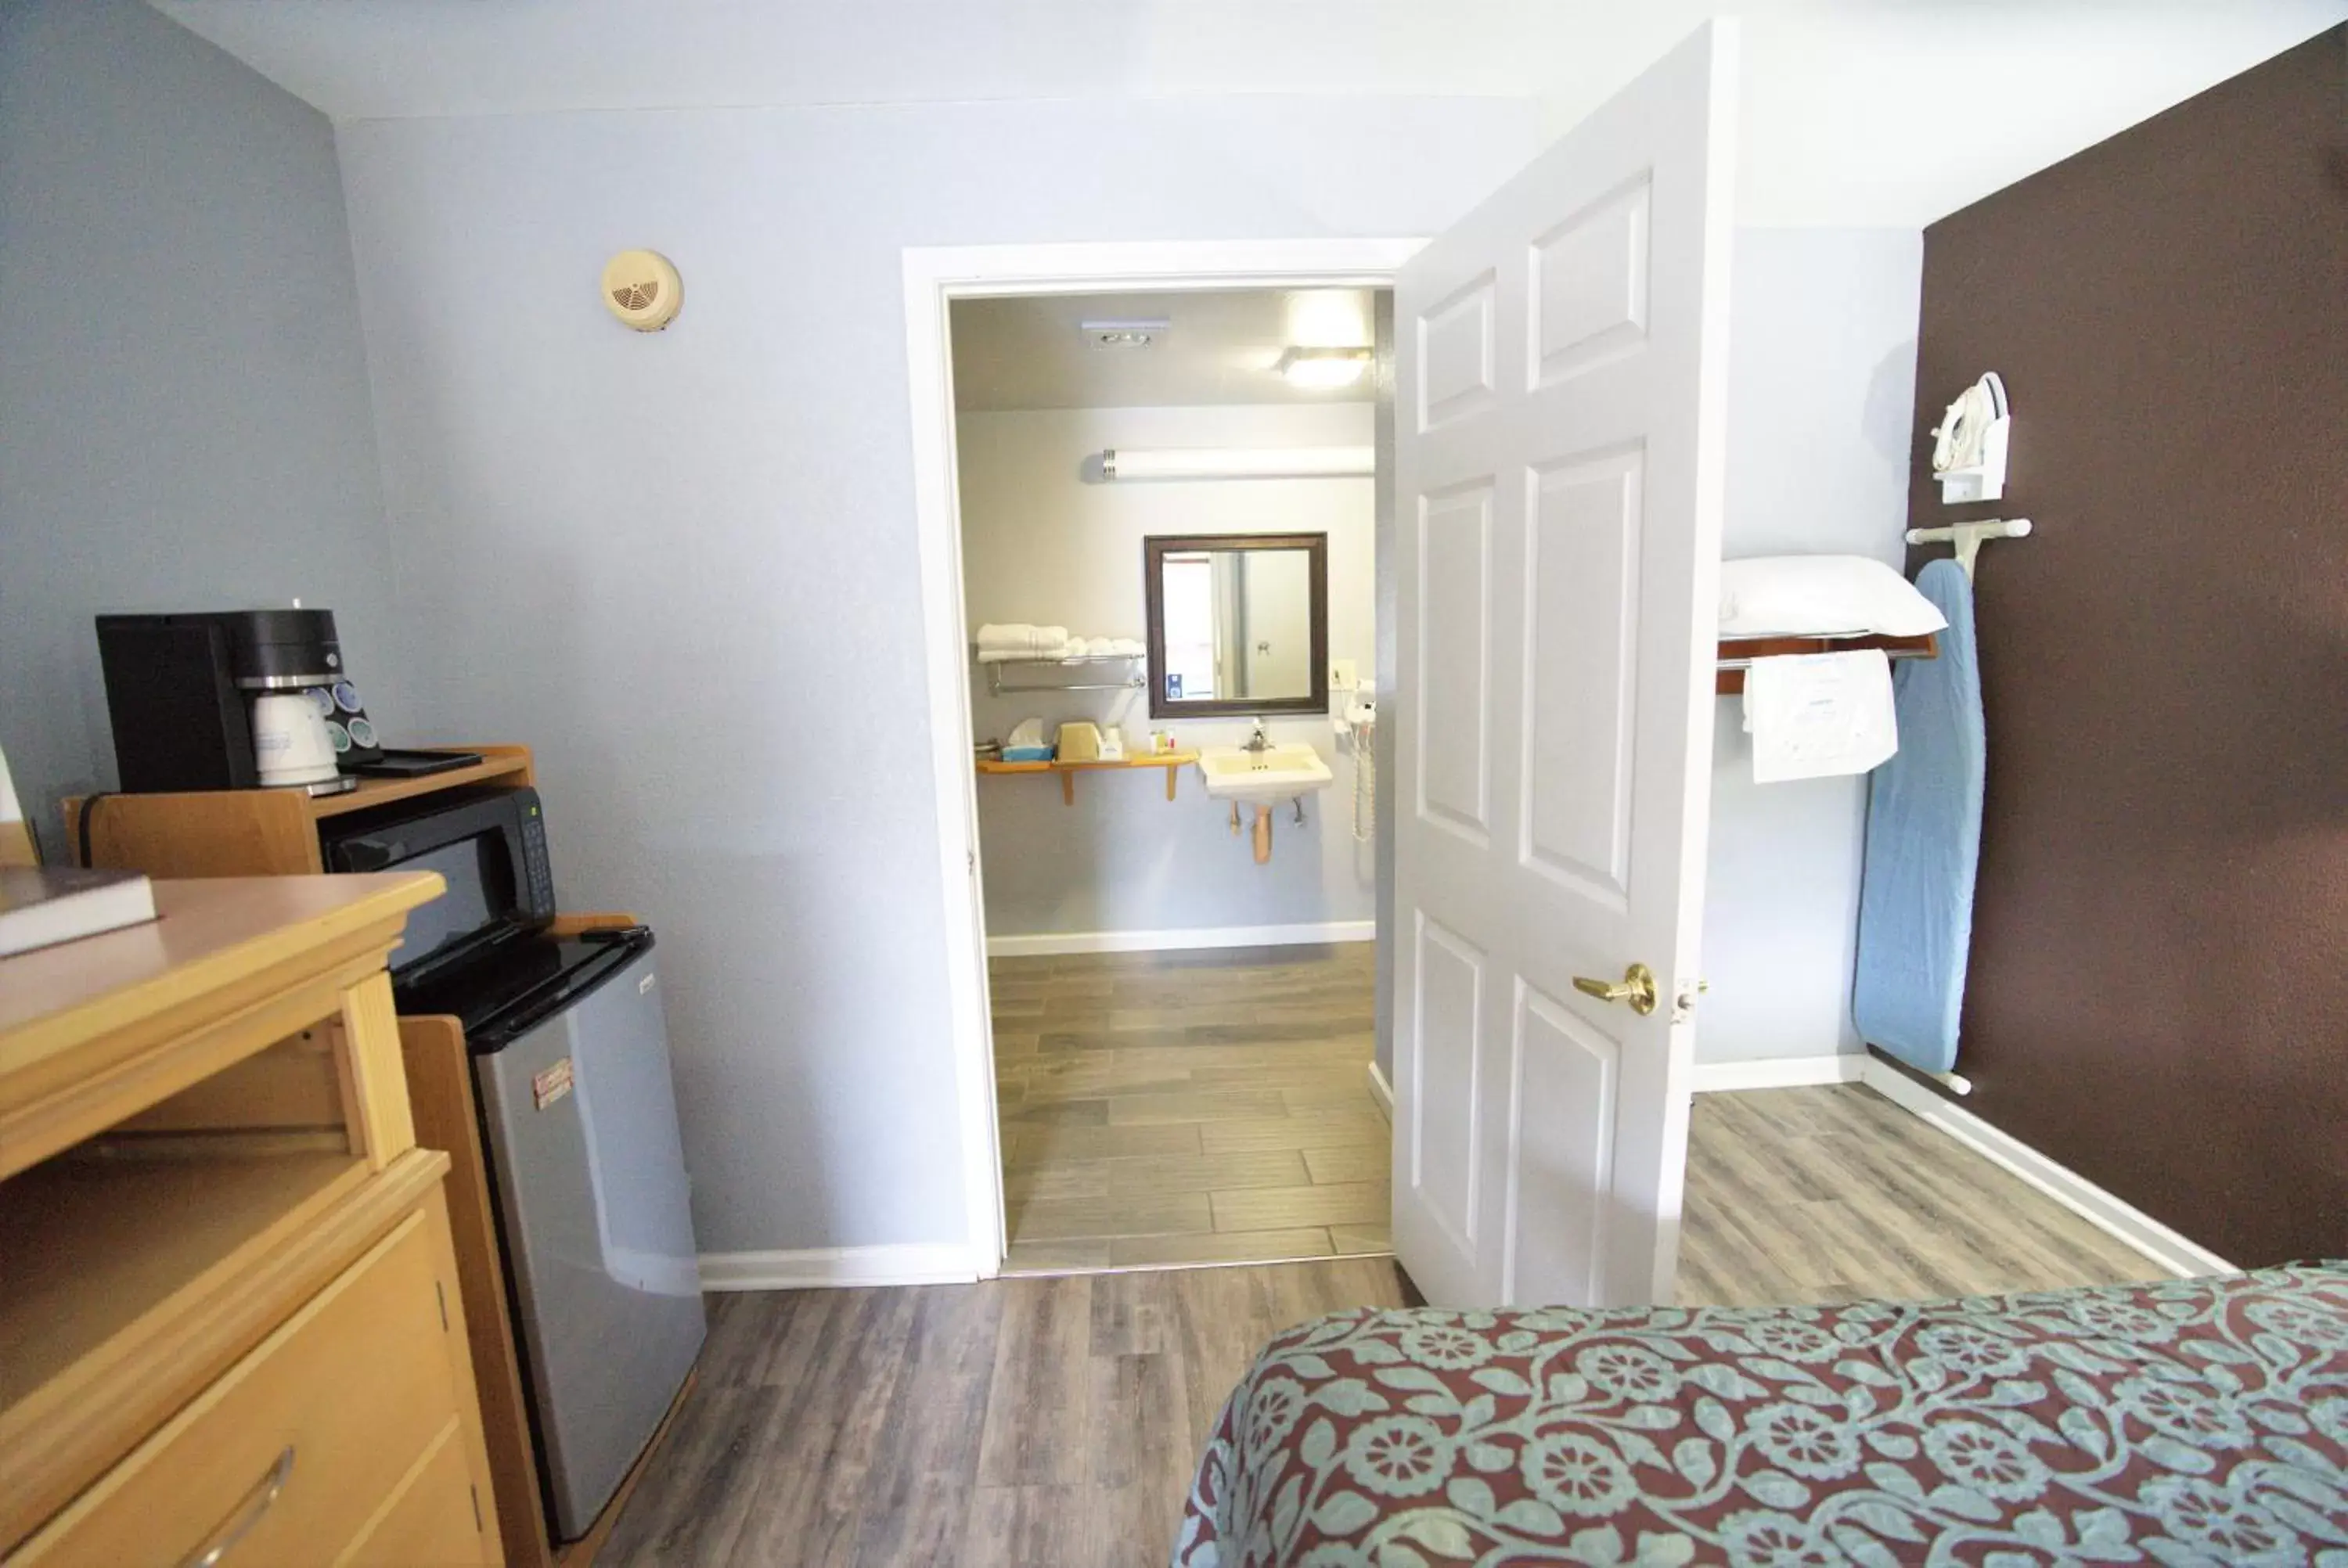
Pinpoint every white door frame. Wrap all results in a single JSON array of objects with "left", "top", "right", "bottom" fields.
[{"left": 902, "top": 239, "right": 1423, "bottom": 1278}]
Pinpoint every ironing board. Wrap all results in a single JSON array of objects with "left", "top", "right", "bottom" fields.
[{"left": 1853, "top": 559, "right": 1983, "bottom": 1074}]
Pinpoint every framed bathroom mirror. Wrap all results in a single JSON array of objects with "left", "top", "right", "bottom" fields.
[{"left": 1143, "top": 533, "right": 1329, "bottom": 720}]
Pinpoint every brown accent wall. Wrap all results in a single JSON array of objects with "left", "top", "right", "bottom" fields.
[{"left": 1900, "top": 27, "right": 2348, "bottom": 1268}]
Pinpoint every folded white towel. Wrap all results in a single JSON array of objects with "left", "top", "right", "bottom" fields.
[
  {"left": 975, "top": 623, "right": 1070, "bottom": 653},
  {"left": 1107, "top": 638, "right": 1146, "bottom": 657},
  {"left": 1084, "top": 636, "right": 1115, "bottom": 657}
]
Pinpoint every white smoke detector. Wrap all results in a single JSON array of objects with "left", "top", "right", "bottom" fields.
[{"left": 601, "top": 250, "right": 682, "bottom": 332}]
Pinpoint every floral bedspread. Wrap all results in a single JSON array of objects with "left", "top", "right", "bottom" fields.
[{"left": 1174, "top": 1264, "right": 2348, "bottom": 1566}]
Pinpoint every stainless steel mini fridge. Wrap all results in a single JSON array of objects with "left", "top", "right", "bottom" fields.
[{"left": 448, "top": 928, "right": 705, "bottom": 1541}]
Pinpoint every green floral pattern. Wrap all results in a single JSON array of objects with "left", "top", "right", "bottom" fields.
[{"left": 1174, "top": 1264, "right": 2348, "bottom": 1566}]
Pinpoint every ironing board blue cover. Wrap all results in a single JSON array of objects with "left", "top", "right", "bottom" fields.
[{"left": 1854, "top": 559, "right": 1983, "bottom": 1074}]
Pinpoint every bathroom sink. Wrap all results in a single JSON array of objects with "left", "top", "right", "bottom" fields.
[{"left": 1196, "top": 743, "right": 1335, "bottom": 807}]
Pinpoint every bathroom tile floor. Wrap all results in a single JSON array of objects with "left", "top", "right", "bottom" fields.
[{"left": 989, "top": 942, "right": 1387, "bottom": 1274}]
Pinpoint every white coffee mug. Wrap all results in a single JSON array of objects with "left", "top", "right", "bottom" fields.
[{"left": 250, "top": 692, "right": 340, "bottom": 787}]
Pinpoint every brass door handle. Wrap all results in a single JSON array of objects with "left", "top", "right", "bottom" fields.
[{"left": 1572, "top": 963, "right": 1658, "bottom": 1016}]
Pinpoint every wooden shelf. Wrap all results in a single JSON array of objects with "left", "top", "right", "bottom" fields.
[
  {"left": 0, "top": 1148, "right": 365, "bottom": 1415},
  {"left": 1715, "top": 633, "right": 1938, "bottom": 696},
  {"left": 977, "top": 752, "right": 1198, "bottom": 804},
  {"left": 66, "top": 745, "right": 538, "bottom": 879},
  {"left": 308, "top": 745, "right": 534, "bottom": 819}
]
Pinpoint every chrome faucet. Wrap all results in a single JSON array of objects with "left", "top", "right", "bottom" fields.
[{"left": 1244, "top": 718, "right": 1271, "bottom": 767}]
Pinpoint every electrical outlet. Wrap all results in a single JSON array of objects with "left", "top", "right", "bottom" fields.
[{"left": 1329, "top": 658, "right": 1358, "bottom": 692}]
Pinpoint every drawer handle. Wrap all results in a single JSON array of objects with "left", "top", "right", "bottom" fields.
[{"left": 178, "top": 1447, "right": 295, "bottom": 1568}]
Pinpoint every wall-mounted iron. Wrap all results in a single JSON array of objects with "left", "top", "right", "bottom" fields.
[{"left": 1931, "top": 371, "right": 2011, "bottom": 503}]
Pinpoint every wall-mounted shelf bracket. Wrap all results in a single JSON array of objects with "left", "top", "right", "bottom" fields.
[{"left": 1905, "top": 517, "right": 2032, "bottom": 581}]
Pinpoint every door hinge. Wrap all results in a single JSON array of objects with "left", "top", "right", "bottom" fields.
[
  {"left": 470, "top": 1483, "right": 484, "bottom": 1534},
  {"left": 435, "top": 1279, "right": 449, "bottom": 1332},
  {"left": 966, "top": 849, "right": 976, "bottom": 877}
]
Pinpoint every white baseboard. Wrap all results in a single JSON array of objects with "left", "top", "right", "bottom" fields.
[
  {"left": 1692, "top": 1054, "right": 1865, "bottom": 1094},
  {"left": 986, "top": 921, "right": 1375, "bottom": 958},
  {"left": 1856, "top": 1058, "right": 2235, "bottom": 1281},
  {"left": 698, "top": 1243, "right": 981, "bottom": 1292},
  {"left": 1365, "top": 1059, "right": 1394, "bottom": 1120}
]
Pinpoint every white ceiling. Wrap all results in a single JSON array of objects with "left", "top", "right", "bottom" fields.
[
  {"left": 155, "top": 1, "right": 2346, "bottom": 226},
  {"left": 953, "top": 290, "right": 1378, "bottom": 412}
]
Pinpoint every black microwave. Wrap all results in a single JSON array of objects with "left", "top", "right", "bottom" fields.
[{"left": 319, "top": 786, "right": 556, "bottom": 984}]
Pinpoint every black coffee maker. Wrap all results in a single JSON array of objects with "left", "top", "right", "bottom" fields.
[{"left": 93, "top": 608, "right": 411, "bottom": 794}]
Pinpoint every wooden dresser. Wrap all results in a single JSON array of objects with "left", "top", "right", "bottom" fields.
[
  {"left": 62, "top": 746, "right": 690, "bottom": 1568},
  {"left": 0, "top": 875, "right": 503, "bottom": 1567}
]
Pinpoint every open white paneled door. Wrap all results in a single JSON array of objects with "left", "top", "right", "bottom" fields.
[{"left": 1391, "top": 22, "right": 1737, "bottom": 1307}]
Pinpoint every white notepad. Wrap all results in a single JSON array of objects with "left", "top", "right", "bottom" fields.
[{"left": 0, "top": 867, "right": 160, "bottom": 958}]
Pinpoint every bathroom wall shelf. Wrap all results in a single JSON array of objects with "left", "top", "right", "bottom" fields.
[
  {"left": 981, "top": 654, "right": 1146, "bottom": 697},
  {"left": 976, "top": 752, "right": 1198, "bottom": 805},
  {"left": 1714, "top": 633, "right": 1938, "bottom": 696}
]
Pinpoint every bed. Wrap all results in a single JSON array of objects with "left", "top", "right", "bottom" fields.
[{"left": 1174, "top": 1264, "right": 2348, "bottom": 1566}]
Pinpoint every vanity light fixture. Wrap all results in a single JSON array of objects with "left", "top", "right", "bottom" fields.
[
  {"left": 1102, "top": 446, "right": 1372, "bottom": 481},
  {"left": 1275, "top": 346, "right": 1371, "bottom": 390}
]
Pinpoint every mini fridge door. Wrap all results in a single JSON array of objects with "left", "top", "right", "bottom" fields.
[{"left": 473, "top": 940, "right": 705, "bottom": 1540}]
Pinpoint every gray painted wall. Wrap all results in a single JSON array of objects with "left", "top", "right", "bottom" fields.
[
  {"left": 0, "top": 0, "right": 394, "bottom": 854},
  {"left": 333, "top": 98, "right": 1538, "bottom": 1255},
  {"left": 958, "top": 404, "right": 1377, "bottom": 942},
  {"left": 1699, "top": 227, "right": 1924, "bottom": 1064}
]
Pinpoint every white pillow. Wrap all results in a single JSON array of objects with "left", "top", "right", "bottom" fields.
[{"left": 1718, "top": 555, "right": 1948, "bottom": 638}]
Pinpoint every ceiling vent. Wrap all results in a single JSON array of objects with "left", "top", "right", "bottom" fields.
[{"left": 1081, "top": 318, "right": 1169, "bottom": 350}]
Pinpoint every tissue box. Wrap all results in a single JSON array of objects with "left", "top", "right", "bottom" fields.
[
  {"left": 1001, "top": 744, "right": 1054, "bottom": 763},
  {"left": 1055, "top": 722, "right": 1103, "bottom": 764}
]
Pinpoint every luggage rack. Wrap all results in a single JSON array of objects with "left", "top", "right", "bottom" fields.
[{"left": 1714, "top": 633, "right": 1939, "bottom": 696}]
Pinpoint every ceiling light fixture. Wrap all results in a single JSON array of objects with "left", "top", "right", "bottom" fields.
[
  {"left": 1081, "top": 318, "right": 1169, "bottom": 350},
  {"left": 1275, "top": 346, "right": 1370, "bottom": 390}
]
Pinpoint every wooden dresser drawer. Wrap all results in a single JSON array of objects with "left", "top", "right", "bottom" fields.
[
  {"left": 343, "top": 1425, "right": 489, "bottom": 1568},
  {"left": 12, "top": 1207, "right": 484, "bottom": 1568}
]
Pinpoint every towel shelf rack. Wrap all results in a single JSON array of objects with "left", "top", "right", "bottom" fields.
[
  {"left": 1714, "top": 633, "right": 1939, "bottom": 696},
  {"left": 984, "top": 643, "right": 1942, "bottom": 699},
  {"left": 981, "top": 653, "right": 1146, "bottom": 697}
]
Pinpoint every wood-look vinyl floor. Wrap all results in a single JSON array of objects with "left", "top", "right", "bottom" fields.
[
  {"left": 988, "top": 944, "right": 1387, "bottom": 1275},
  {"left": 603, "top": 1083, "right": 2165, "bottom": 1566},
  {"left": 1676, "top": 1084, "right": 2155, "bottom": 1306}
]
